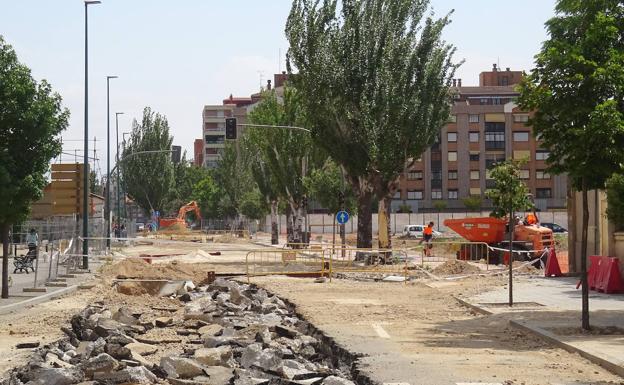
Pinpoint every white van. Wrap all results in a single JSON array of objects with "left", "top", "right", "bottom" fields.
[{"left": 402, "top": 225, "right": 441, "bottom": 239}]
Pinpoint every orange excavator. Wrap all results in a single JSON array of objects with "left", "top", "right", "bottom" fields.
[{"left": 160, "top": 201, "right": 202, "bottom": 230}]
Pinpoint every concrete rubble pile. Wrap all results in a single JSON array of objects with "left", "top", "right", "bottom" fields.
[{"left": 1, "top": 279, "right": 356, "bottom": 385}]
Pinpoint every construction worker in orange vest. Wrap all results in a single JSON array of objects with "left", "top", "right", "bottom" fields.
[
  {"left": 420, "top": 221, "right": 435, "bottom": 258},
  {"left": 526, "top": 213, "right": 538, "bottom": 225}
]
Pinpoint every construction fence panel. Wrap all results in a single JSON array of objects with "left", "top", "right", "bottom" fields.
[{"left": 246, "top": 248, "right": 327, "bottom": 281}]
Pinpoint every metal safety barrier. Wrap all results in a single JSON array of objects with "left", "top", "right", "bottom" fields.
[
  {"left": 245, "top": 248, "right": 327, "bottom": 282},
  {"left": 323, "top": 246, "right": 416, "bottom": 280},
  {"left": 411, "top": 241, "right": 492, "bottom": 269},
  {"left": 205, "top": 229, "right": 251, "bottom": 239}
]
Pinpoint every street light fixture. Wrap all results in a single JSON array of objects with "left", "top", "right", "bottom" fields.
[
  {"left": 115, "top": 112, "right": 124, "bottom": 230},
  {"left": 105, "top": 75, "right": 118, "bottom": 250},
  {"left": 82, "top": 0, "right": 101, "bottom": 269}
]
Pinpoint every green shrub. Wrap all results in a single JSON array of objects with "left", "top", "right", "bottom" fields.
[{"left": 606, "top": 173, "right": 624, "bottom": 231}]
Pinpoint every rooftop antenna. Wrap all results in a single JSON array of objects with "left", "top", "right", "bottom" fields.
[
  {"left": 278, "top": 48, "right": 281, "bottom": 73},
  {"left": 257, "top": 70, "right": 265, "bottom": 90}
]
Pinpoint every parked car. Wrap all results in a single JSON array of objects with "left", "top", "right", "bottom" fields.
[
  {"left": 540, "top": 222, "right": 567, "bottom": 233},
  {"left": 401, "top": 225, "right": 442, "bottom": 239},
  {"left": 135, "top": 222, "right": 145, "bottom": 231}
]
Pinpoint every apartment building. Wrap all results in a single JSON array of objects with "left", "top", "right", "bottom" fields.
[
  {"left": 394, "top": 65, "right": 567, "bottom": 212},
  {"left": 198, "top": 73, "right": 289, "bottom": 168},
  {"left": 201, "top": 96, "right": 253, "bottom": 168}
]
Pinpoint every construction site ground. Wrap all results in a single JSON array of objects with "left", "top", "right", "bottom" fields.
[{"left": 0, "top": 234, "right": 622, "bottom": 385}]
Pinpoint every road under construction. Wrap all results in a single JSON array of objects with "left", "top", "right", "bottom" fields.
[{"left": 0, "top": 230, "right": 621, "bottom": 385}]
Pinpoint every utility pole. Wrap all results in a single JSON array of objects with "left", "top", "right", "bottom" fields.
[
  {"left": 105, "top": 75, "right": 118, "bottom": 250},
  {"left": 115, "top": 112, "right": 124, "bottom": 230},
  {"left": 82, "top": 0, "right": 101, "bottom": 269}
]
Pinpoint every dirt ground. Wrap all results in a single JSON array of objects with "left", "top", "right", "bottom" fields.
[
  {"left": 250, "top": 276, "right": 623, "bottom": 385},
  {"left": 1, "top": 237, "right": 620, "bottom": 384}
]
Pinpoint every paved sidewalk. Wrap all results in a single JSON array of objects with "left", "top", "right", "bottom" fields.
[
  {"left": 467, "top": 276, "right": 624, "bottom": 377},
  {"left": 0, "top": 253, "right": 100, "bottom": 313}
]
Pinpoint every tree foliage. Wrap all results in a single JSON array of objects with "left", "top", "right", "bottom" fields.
[
  {"left": 286, "top": 0, "right": 459, "bottom": 247},
  {"left": 240, "top": 189, "right": 269, "bottom": 220},
  {"left": 192, "top": 175, "right": 220, "bottom": 219},
  {"left": 517, "top": 0, "right": 624, "bottom": 330},
  {"left": 0, "top": 36, "right": 69, "bottom": 298},
  {"left": 121, "top": 107, "right": 174, "bottom": 215},
  {"left": 606, "top": 173, "right": 624, "bottom": 231},
  {"left": 462, "top": 196, "right": 482, "bottom": 212},
  {"left": 486, "top": 160, "right": 533, "bottom": 218},
  {"left": 212, "top": 141, "right": 254, "bottom": 218},
  {"left": 304, "top": 159, "right": 356, "bottom": 214}
]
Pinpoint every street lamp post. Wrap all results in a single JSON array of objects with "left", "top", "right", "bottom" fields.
[
  {"left": 105, "top": 75, "right": 117, "bottom": 250},
  {"left": 82, "top": 0, "right": 101, "bottom": 269},
  {"left": 115, "top": 112, "right": 124, "bottom": 231}
]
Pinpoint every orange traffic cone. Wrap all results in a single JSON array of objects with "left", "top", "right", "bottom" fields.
[{"left": 545, "top": 249, "right": 562, "bottom": 277}]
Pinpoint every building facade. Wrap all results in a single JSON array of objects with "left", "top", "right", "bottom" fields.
[
  {"left": 199, "top": 73, "right": 289, "bottom": 168},
  {"left": 394, "top": 65, "right": 567, "bottom": 212}
]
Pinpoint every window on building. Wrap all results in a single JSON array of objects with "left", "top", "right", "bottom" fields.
[
  {"left": 485, "top": 153, "right": 506, "bottom": 169},
  {"left": 470, "top": 187, "right": 482, "bottom": 196},
  {"left": 448, "top": 151, "right": 457, "bottom": 162},
  {"left": 519, "top": 169, "right": 530, "bottom": 179},
  {"left": 393, "top": 191, "right": 401, "bottom": 200},
  {"left": 407, "top": 171, "right": 423, "bottom": 180},
  {"left": 408, "top": 190, "right": 423, "bottom": 200},
  {"left": 469, "top": 132, "right": 479, "bottom": 142},
  {"left": 469, "top": 152, "right": 480, "bottom": 161},
  {"left": 205, "top": 148, "right": 218, "bottom": 155},
  {"left": 448, "top": 190, "right": 458, "bottom": 200},
  {"left": 205, "top": 135, "right": 225, "bottom": 144},
  {"left": 493, "top": 97, "right": 501, "bottom": 105},
  {"left": 514, "top": 114, "right": 530, "bottom": 123},
  {"left": 448, "top": 115, "right": 457, "bottom": 123},
  {"left": 536, "top": 150, "right": 550, "bottom": 161},
  {"left": 470, "top": 170, "right": 480, "bottom": 180},
  {"left": 536, "top": 188, "right": 552, "bottom": 199},
  {"left": 501, "top": 76, "right": 509, "bottom": 86},
  {"left": 536, "top": 170, "right": 551, "bottom": 179},
  {"left": 513, "top": 150, "right": 531, "bottom": 160},
  {"left": 469, "top": 114, "right": 479, "bottom": 123},
  {"left": 431, "top": 169, "right": 442, "bottom": 180},
  {"left": 431, "top": 189, "right": 442, "bottom": 200},
  {"left": 217, "top": 110, "right": 225, "bottom": 117},
  {"left": 513, "top": 132, "right": 530, "bottom": 142},
  {"left": 485, "top": 122, "right": 505, "bottom": 150},
  {"left": 448, "top": 170, "right": 458, "bottom": 180},
  {"left": 447, "top": 132, "right": 457, "bottom": 142},
  {"left": 480, "top": 98, "right": 489, "bottom": 105}
]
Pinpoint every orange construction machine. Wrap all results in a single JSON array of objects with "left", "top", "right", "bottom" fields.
[
  {"left": 444, "top": 216, "right": 554, "bottom": 265},
  {"left": 160, "top": 201, "right": 202, "bottom": 230}
]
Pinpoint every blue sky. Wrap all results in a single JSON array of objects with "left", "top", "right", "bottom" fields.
[{"left": 1, "top": 0, "right": 556, "bottom": 178}]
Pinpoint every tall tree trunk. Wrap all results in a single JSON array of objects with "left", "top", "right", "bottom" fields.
[
  {"left": 378, "top": 197, "right": 392, "bottom": 250},
  {"left": 270, "top": 200, "right": 278, "bottom": 245},
  {"left": 286, "top": 205, "right": 293, "bottom": 244},
  {"left": 1, "top": 223, "right": 10, "bottom": 299},
  {"left": 581, "top": 181, "right": 590, "bottom": 330},
  {"left": 356, "top": 191, "right": 373, "bottom": 249},
  {"left": 292, "top": 204, "right": 304, "bottom": 245}
]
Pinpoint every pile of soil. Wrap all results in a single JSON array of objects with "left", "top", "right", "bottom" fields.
[
  {"left": 433, "top": 260, "right": 481, "bottom": 275},
  {"left": 512, "top": 261, "right": 540, "bottom": 274},
  {"left": 100, "top": 258, "right": 212, "bottom": 284}
]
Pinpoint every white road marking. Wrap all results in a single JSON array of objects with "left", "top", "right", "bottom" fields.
[
  {"left": 371, "top": 323, "right": 391, "bottom": 339},
  {"left": 456, "top": 383, "right": 502, "bottom": 385}
]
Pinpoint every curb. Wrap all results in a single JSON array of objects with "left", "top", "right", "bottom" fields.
[
  {"left": 510, "top": 319, "right": 624, "bottom": 378},
  {"left": 452, "top": 295, "right": 624, "bottom": 379},
  {"left": 0, "top": 285, "right": 79, "bottom": 315}
]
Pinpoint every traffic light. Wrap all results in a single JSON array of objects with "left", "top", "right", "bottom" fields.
[{"left": 225, "top": 118, "right": 237, "bottom": 140}]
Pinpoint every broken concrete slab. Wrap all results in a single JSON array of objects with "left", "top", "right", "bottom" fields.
[
  {"left": 194, "top": 346, "right": 233, "bottom": 366},
  {"left": 161, "top": 356, "right": 205, "bottom": 379},
  {"left": 125, "top": 342, "right": 159, "bottom": 356}
]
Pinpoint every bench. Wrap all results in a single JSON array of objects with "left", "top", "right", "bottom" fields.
[{"left": 13, "top": 251, "right": 36, "bottom": 274}]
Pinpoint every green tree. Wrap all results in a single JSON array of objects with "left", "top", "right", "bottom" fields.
[
  {"left": 518, "top": 0, "right": 624, "bottom": 330},
  {"left": 212, "top": 142, "right": 254, "bottom": 223},
  {"left": 486, "top": 160, "right": 533, "bottom": 307},
  {"left": 304, "top": 159, "right": 356, "bottom": 214},
  {"left": 191, "top": 176, "right": 220, "bottom": 219},
  {"left": 121, "top": 107, "right": 174, "bottom": 216},
  {"left": 606, "top": 173, "right": 624, "bottom": 231},
  {"left": 240, "top": 189, "right": 269, "bottom": 221},
  {"left": 165, "top": 154, "right": 211, "bottom": 215},
  {"left": 462, "top": 196, "right": 482, "bottom": 212},
  {"left": 245, "top": 88, "right": 317, "bottom": 244},
  {"left": 286, "top": 0, "right": 459, "bottom": 248},
  {"left": 0, "top": 37, "right": 69, "bottom": 298}
]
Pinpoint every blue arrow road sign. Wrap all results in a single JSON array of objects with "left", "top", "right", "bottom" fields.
[{"left": 336, "top": 210, "right": 350, "bottom": 225}]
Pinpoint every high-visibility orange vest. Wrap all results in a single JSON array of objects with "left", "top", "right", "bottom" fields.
[
  {"left": 526, "top": 214, "right": 537, "bottom": 225},
  {"left": 424, "top": 226, "right": 433, "bottom": 235}
]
